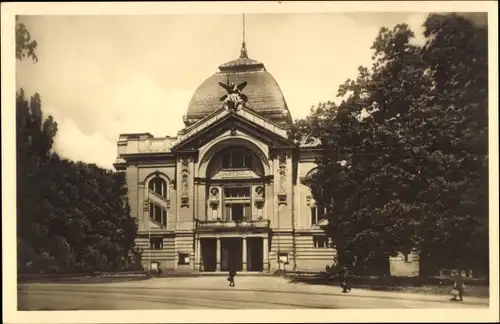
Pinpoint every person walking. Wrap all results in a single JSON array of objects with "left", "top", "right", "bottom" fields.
[
  {"left": 227, "top": 263, "right": 237, "bottom": 287},
  {"left": 450, "top": 273, "right": 465, "bottom": 302},
  {"left": 340, "top": 266, "right": 351, "bottom": 293}
]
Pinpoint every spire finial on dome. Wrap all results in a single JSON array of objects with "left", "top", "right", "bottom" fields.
[{"left": 240, "top": 13, "right": 248, "bottom": 58}]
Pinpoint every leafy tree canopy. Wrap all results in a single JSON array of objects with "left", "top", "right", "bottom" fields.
[
  {"left": 292, "top": 13, "right": 488, "bottom": 276},
  {"left": 16, "top": 18, "right": 139, "bottom": 273}
]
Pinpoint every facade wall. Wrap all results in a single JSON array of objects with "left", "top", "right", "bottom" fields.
[
  {"left": 269, "top": 231, "right": 295, "bottom": 272},
  {"left": 123, "top": 148, "right": 338, "bottom": 274},
  {"left": 175, "top": 232, "right": 195, "bottom": 272},
  {"left": 118, "top": 116, "right": 338, "bottom": 274},
  {"left": 294, "top": 233, "right": 336, "bottom": 272},
  {"left": 137, "top": 235, "right": 176, "bottom": 271}
]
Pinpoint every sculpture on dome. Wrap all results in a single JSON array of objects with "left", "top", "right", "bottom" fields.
[{"left": 219, "top": 81, "right": 248, "bottom": 111}]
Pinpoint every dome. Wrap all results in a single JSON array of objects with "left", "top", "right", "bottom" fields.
[{"left": 185, "top": 44, "right": 292, "bottom": 126}]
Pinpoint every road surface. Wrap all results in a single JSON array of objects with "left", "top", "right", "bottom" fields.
[{"left": 18, "top": 276, "right": 489, "bottom": 310}]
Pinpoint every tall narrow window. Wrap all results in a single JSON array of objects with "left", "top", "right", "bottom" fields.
[
  {"left": 149, "top": 203, "right": 167, "bottom": 227},
  {"left": 162, "top": 209, "right": 167, "bottom": 227},
  {"left": 311, "top": 205, "right": 327, "bottom": 225},
  {"left": 310, "top": 207, "right": 317, "bottom": 226},
  {"left": 154, "top": 205, "right": 162, "bottom": 223}
]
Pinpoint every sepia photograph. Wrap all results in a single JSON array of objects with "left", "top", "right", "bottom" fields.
[{"left": 2, "top": 1, "right": 499, "bottom": 323}]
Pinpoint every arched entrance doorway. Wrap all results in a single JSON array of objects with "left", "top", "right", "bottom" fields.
[{"left": 196, "top": 141, "right": 270, "bottom": 272}]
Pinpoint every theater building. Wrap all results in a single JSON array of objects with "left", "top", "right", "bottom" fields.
[{"left": 114, "top": 42, "right": 336, "bottom": 273}]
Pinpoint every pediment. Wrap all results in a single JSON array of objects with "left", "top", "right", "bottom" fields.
[{"left": 171, "top": 107, "right": 294, "bottom": 152}]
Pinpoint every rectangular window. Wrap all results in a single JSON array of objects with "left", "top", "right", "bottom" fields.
[
  {"left": 311, "top": 206, "right": 327, "bottom": 225},
  {"left": 178, "top": 253, "right": 190, "bottom": 265},
  {"left": 313, "top": 235, "right": 329, "bottom": 248},
  {"left": 224, "top": 187, "right": 250, "bottom": 198},
  {"left": 150, "top": 237, "right": 163, "bottom": 250}
]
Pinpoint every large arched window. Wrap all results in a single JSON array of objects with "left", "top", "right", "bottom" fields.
[
  {"left": 148, "top": 177, "right": 167, "bottom": 198},
  {"left": 221, "top": 148, "right": 253, "bottom": 169},
  {"left": 147, "top": 175, "right": 168, "bottom": 228}
]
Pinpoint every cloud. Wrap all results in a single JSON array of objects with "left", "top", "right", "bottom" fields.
[
  {"left": 47, "top": 73, "right": 192, "bottom": 169},
  {"left": 53, "top": 118, "right": 116, "bottom": 169}
]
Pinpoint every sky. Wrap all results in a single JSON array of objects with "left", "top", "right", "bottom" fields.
[{"left": 16, "top": 12, "right": 430, "bottom": 170}]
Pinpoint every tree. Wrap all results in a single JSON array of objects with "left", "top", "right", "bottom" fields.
[
  {"left": 16, "top": 16, "right": 38, "bottom": 63},
  {"left": 16, "top": 18, "right": 139, "bottom": 273},
  {"left": 295, "top": 13, "right": 488, "bottom": 276}
]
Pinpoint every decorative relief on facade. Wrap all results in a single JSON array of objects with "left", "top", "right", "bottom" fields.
[
  {"left": 215, "top": 170, "right": 256, "bottom": 179},
  {"left": 180, "top": 156, "right": 190, "bottom": 207},
  {"left": 277, "top": 152, "right": 287, "bottom": 205},
  {"left": 230, "top": 126, "right": 237, "bottom": 136},
  {"left": 254, "top": 185, "right": 265, "bottom": 209},
  {"left": 138, "top": 138, "right": 175, "bottom": 153},
  {"left": 208, "top": 187, "right": 220, "bottom": 209}
]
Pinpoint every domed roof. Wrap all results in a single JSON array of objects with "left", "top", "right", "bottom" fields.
[{"left": 185, "top": 44, "right": 292, "bottom": 126}]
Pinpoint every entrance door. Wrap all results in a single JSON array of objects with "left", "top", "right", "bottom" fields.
[
  {"left": 201, "top": 238, "right": 216, "bottom": 272},
  {"left": 247, "top": 237, "right": 264, "bottom": 271},
  {"left": 221, "top": 238, "right": 243, "bottom": 272}
]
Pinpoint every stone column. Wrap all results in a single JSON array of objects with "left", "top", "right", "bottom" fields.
[
  {"left": 242, "top": 237, "right": 247, "bottom": 272},
  {"left": 263, "top": 236, "right": 269, "bottom": 272},
  {"left": 216, "top": 237, "right": 221, "bottom": 271},
  {"left": 196, "top": 236, "right": 201, "bottom": 271}
]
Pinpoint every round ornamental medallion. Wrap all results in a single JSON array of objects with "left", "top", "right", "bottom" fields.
[
  {"left": 255, "top": 186, "right": 264, "bottom": 197},
  {"left": 210, "top": 187, "right": 219, "bottom": 197}
]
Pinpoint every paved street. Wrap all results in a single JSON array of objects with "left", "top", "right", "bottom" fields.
[{"left": 18, "top": 276, "right": 489, "bottom": 310}]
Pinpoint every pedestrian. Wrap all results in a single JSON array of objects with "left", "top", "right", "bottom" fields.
[
  {"left": 340, "top": 267, "right": 351, "bottom": 293},
  {"left": 450, "top": 273, "right": 465, "bottom": 302},
  {"left": 227, "top": 264, "right": 236, "bottom": 287}
]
